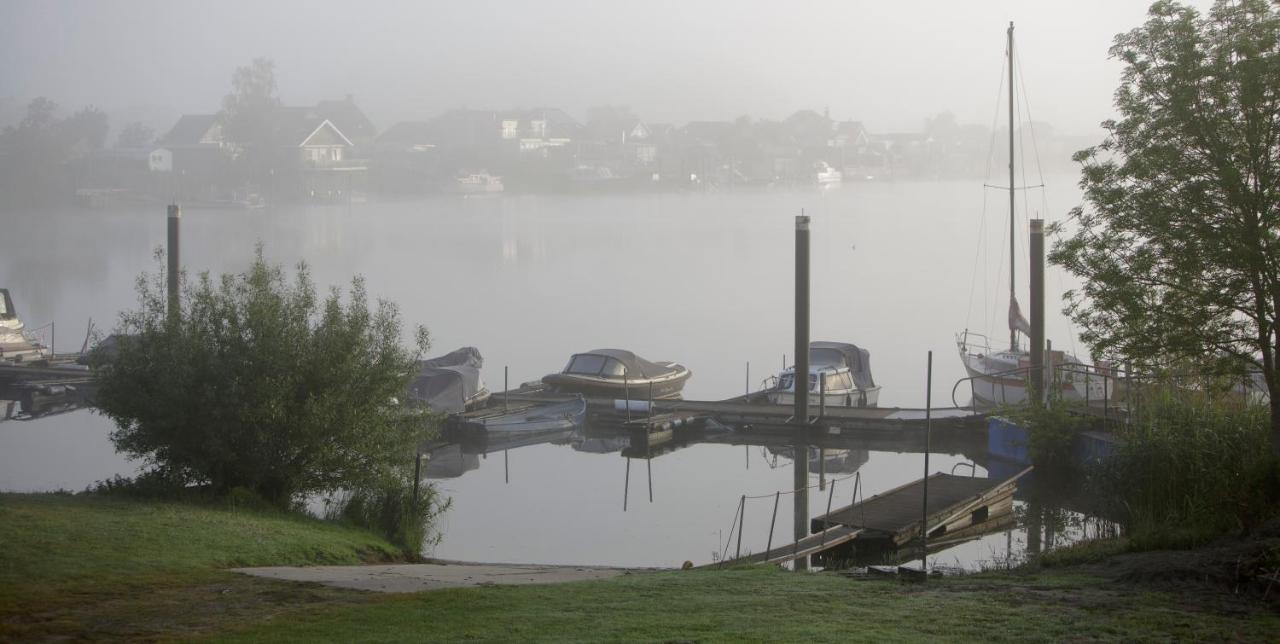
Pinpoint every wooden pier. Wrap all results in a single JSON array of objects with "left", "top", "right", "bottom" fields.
[
  {"left": 489, "top": 384, "right": 986, "bottom": 435},
  {"left": 709, "top": 467, "right": 1031, "bottom": 568},
  {"left": 813, "top": 468, "right": 1030, "bottom": 547}
]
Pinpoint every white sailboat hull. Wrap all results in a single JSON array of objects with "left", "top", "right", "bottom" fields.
[{"left": 956, "top": 336, "right": 1113, "bottom": 407}]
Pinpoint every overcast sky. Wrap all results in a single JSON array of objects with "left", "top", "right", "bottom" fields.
[{"left": 0, "top": 0, "right": 1213, "bottom": 135}]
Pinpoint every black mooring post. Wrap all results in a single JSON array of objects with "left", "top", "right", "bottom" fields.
[
  {"left": 167, "top": 204, "right": 181, "bottom": 319},
  {"left": 1029, "top": 219, "right": 1045, "bottom": 406},
  {"left": 623, "top": 457, "right": 630, "bottom": 512},
  {"left": 793, "top": 213, "right": 811, "bottom": 571},
  {"left": 921, "top": 350, "right": 933, "bottom": 573},
  {"left": 412, "top": 453, "right": 422, "bottom": 507}
]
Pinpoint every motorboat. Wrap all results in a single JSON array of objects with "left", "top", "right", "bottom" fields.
[
  {"left": 542, "top": 349, "right": 691, "bottom": 400},
  {"left": 459, "top": 395, "right": 586, "bottom": 434},
  {"left": 406, "top": 346, "right": 491, "bottom": 413},
  {"left": 0, "top": 289, "right": 48, "bottom": 364},
  {"left": 768, "top": 341, "right": 881, "bottom": 408},
  {"left": 454, "top": 172, "right": 504, "bottom": 194},
  {"left": 814, "top": 161, "right": 843, "bottom": 186}
]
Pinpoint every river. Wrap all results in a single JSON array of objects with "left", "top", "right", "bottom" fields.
[{"left": 0, "top": 178, "right": 1105, "bottom": 567}]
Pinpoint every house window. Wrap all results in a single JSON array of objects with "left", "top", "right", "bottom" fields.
[{"left": 331, "top": 148, "right": 341, "bottom": 161}]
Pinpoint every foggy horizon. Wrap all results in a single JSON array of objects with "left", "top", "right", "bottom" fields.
[{"left": 1, "top": 0, "right": 1214, "bottom": 137}]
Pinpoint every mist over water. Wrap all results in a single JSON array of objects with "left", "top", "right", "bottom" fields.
[{"left": 1, "top": 181, "right": 1090, "bottom": 566}]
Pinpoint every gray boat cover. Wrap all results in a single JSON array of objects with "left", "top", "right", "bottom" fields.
[
  {"left": 809, "top": 341, "right": 876, "bottom": 390},
  {"left": 409, "top": 347, "right": 485, "bottom": 413},
  {"left": 580, "top": 348, "right": 677, "bottom": 379}
]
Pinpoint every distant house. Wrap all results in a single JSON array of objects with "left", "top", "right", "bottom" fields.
[
  {"left": 833, "top": 121, "right": 871, "bottom": 149},
  {"left": 69, "top": 146, "right": 173, "bottom": 203},
  {"left": 157, "top": 114, "right": 235, "bottom": 201},
  {"left": 267, "top": 107, "right": 367, "bottom": 201},
  {"left": 373, "top": 120, "right": 442, "bottom": 193},
  {"left": 315, "top": 96, "right": 378, "bottom": 150},
  {"left": 510, "top": 107, "right": 582, "bottom": 156},
  {"left": 161, "top": 114, "right": 228, "bottom": 149}
]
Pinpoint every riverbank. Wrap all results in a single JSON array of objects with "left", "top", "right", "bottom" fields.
[{"left": 2, "top": 492, "right": 1276, "bottom": 641}]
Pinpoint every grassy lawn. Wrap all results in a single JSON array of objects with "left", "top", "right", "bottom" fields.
[
  {"left": 2, "top": 492, "right": 1277, "bottom": 642},
  {"left": 0, "top": 493, "right": 400, "bottom": 641},
  {"left": 211, "top": 567, "right": 1278, "bottom": 643}
]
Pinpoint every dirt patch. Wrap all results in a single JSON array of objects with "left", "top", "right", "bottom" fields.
[
  {"left": 233, "top": 561, "right": 635, "bottom": 593},
  {"left": 1081, "top": 535, "right": 1280, "bottom": 607},
  {"left": 0, "top": 573, "right": 374, "bottom": 642}
]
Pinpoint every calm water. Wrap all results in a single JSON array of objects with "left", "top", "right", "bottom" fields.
[{"left": 0, "top": 180, "right": 1099, "bottom": 567}]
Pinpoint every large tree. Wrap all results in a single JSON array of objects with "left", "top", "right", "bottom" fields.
[
  {"left": 1051, "top": 0, "right": 1280, "bottom": 453},
  {"left": 219, "top": 57, "right": 280, "bottom": 180},
  {"left": 93, "top": 248, "right": 433, "bottom": 505}
]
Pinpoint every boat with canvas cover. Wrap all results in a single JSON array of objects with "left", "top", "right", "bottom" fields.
[
  {"left": 407, "top": 346, "right": 491, "bottom": 413},
  {"left": 768, "top": 341, "right": 881, "bottom": 408},
  {"left": 542, "top": 349, "right": 691, "bottom": 400}
]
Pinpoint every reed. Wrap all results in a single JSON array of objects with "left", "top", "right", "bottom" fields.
[{"left": 1090, "top": 384, "right": 1278, "bottom": 537}]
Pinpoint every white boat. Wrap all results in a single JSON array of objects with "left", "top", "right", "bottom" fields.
[
  {"left": 463, "top": 395, "right": 586, "bottom": 434},
  {"left": 814, "top": 161, "right": 842, "bottom": 186},
  {"left": 769, "top": 341, "right": 881, "bottom": 408},
  {"left": 0, "top": 289, "right": 48, "bottom": 364},
  {"left": 955, "top": 24, "right": 1110, "bottom": 408},
  {"left": 407, "top": 347, "right": 491, "bottom": 413},
  {"left": 454, "top": 172, "right": 504, "bottom": 194}
]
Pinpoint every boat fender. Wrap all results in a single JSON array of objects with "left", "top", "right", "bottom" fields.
[{"left": 614, "top": 400, "right": 651, "bottom": 413}]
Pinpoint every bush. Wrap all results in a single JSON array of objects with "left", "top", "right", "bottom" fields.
[
  {"left": 1002, "top": 396, "right": 1091, "bottom": 471},
  {"left": 92, "top": 246, "right": 435, "bottom": 508}
]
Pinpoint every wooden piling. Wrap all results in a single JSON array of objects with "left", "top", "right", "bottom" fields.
[
  {"left": 1029, "top": 218, "right": 1045, "bottom": 406},
  {"left": 167, "top": 204, "right": 181, "bottom": 319},
  {"left": 793, "top": 213, "right": 811, "bottom": 571}
]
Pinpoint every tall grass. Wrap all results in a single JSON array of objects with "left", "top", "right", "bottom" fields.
[
  {"left": 1089, "top": 385, "right": 1278, "bottom": 538},
  {"left": 328, "top": 474, "right": 451, "bottom": 558}
]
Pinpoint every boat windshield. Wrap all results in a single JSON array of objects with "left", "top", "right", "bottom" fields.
[
  {"left": 566, "top": 354, "right": 607, "bottom": 375},
  {"left": 600, "top": 358, "right": 627, "bottom": 378},
  {"left": 778, "top": 373, "right": 819, "bottom": 392},
  {"left": 824, "top": 371, "right": 855, "bottom": 392}
]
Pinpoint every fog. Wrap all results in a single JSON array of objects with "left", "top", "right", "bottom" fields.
[{"left": 1, "top": 0, "right": 1212, "bottom": 135}]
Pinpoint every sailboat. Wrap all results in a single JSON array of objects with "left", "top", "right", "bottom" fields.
[{"left": 955, "top": 23, "right": 1108, "bottom": 407}]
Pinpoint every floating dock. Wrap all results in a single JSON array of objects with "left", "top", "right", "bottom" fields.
[
  {"left": 488, "top": 384, "right": 986, "bottom": 435},
  {"left": 813, "top": 467, "right": 1030, "bottom": 547},
  {"left": 709, "top": 467, "right": 1031, "bottom": 568}
]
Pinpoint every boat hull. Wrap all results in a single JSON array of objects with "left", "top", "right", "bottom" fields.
[
  {"left": 956, "top": 339, "right": 1112, "bottom": 407},
  {"left": 542, "top": 369, "right": 690, "bottom": 400},
  {"left": 464, "top": 397, "right": 586, "bottom": 433},
  {"left": 768, "top": 386, "right": 880, "bottom": 408}
]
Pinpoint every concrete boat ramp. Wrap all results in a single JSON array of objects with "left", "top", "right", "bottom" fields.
[{"left": 234, "top": 561, "right": 633, "bottom": 593}]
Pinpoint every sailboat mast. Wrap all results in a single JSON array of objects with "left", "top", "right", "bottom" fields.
[{"left": 1007, "top": 21, "right": 1017, "bottom": 352}]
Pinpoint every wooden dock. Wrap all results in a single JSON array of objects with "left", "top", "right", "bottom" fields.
[
  {"left": 491, "top": 384, "right": 986, "bottom": 435},
  {"left": 709, "top": 467, "right": 1031, "bottom": 568},
  {"left": 813, "top": 467, "right": 1032, "bottom": 547}
]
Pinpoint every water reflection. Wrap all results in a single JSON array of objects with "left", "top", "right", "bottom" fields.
[
  {"left": 1, "top": 186, "right": 1109, "bottom": 566},
  {"left": 416, "top": 415, "right": 1119, "bottom": 570}
]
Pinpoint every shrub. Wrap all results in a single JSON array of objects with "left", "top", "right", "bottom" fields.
[{"left": 92, "top": 246, "right": 435, "bottom": 508}]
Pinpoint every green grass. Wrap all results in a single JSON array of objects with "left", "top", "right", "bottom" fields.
[
  {"left": 212, "top": 566, "right": 1279, "bottom": 643},
  {"left": 0, "top": 492, "right": 401, "bottom": 641},
  {"left": 2, "top": 493, "right": 1278, "bottom": 642}
]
